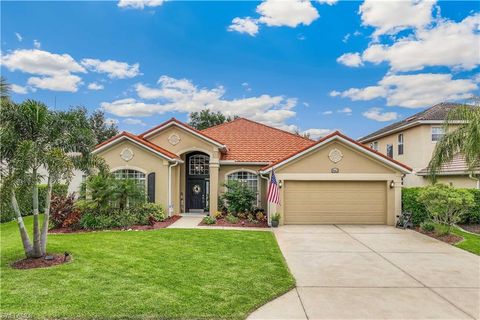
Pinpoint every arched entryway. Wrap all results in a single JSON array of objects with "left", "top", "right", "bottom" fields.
[{"left": 185, "top": 152, "right": 210, "bottom": 213}]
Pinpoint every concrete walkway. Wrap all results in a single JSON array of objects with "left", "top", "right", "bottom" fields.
[{"left": 248, "top": 225, "right": 480, "bottom": 320}]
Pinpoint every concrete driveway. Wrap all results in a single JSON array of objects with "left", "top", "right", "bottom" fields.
[{"left": 248, "top": 225, "right": 479, "bottom": 320}]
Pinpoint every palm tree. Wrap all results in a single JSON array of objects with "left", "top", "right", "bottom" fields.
[{"left": 428, "top": 97, "right": 480, "bottom": 181}]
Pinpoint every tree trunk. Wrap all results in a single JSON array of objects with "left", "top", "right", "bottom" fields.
[
  {"left": 11, "top": 190, "right": 34, "bottom": 258},
  {"left": 31, "top": 168, "right": 42, "bottom": 258},
  {"left": 40, "top": 176, "right": 53, "bottom": 256}
]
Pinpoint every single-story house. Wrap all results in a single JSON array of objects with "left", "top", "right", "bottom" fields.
[{"left": 93, "top": 118, "right": 412, "bottom": 225}]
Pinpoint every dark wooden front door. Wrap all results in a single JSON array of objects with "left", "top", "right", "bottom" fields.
[{"left": 186, "top": 179, "right": 207, "bottom": 211}]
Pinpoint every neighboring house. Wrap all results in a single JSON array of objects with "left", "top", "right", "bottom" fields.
[
  {"left": 358, "top": 103, "right": 479, "bottom": 189},
  {"left": 93, "top": 118, "right": 411, "bottom": 225}
]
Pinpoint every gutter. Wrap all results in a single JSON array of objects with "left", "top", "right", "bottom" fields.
[
  {"left": 168, "top": 161, "right": 180, "bottom": 217},
  {"left": 259, "top": 172, "right": 271, "bottom": 227}
]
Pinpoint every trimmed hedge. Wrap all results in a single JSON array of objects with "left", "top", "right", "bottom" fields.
[
  {"left": 0, "top": 184, "right": 68, "bottom": 223},
  {"left": 403, "top": 187, "right": 480, "bottom": 226}
]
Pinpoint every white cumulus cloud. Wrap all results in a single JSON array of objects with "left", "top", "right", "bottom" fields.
[
  {"left": 362, "top": 108, "right": 400, "bottom": 122},
  {"left": 338, "top": 107, "right": 352, "bottom": 115},
  {"left": 337, "top": 52, "right": 363, "bottom": 67},
  {"left": 87, "top": 82, "right": 104, "bottom": 91},
  {"left": 228, "top": 17, "right": 259, "bottom": 36},
  {"left": 123, "top": 118, "right": 147, "bottom": 126},
  {"left": 101, "top": 75, "right": 300, "bottom": 131},
  {"left": 359, "top": 0, "right": 436, "bottom": 37},
  {"left": 118, "top": 0, "right": 164, "bottom": 9},
  {"left": 322, "top": 110, "right": 333, "bottom": 115},
  {"left": 303, "top": 128, "right": 332, "bottom": 140},
  {"left": 11, "top": 84, "right": 29, "bottom": 94},
  {"left": 81, "top": 59, "right": 140, "bottom": 79},
  {"left": 33, "top": 39, "right": 41, "bottom": 49}
]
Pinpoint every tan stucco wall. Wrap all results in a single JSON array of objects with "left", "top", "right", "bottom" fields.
[
  {"left": 97, "top": 140, "right": 170, "bottom": 210},
  {"left": 271, "top": 140, "right": 403, "bottom": 226},
  {"left": 435, "top": 176, "right": 479, "bottom": 189},
  {"left": 368, "top": 124, "right": 468, "bottom": 187}
]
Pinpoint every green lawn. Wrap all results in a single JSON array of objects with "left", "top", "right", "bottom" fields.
[
  {"left": 1, "top": 216, "right": 294, "bottom": 319},
  {"left": 451, "top": 226, "right": 480, "bottom": 255}
]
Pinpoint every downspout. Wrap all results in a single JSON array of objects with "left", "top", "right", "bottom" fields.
[
  {"left": 260, "top": 172, "right": 271, "bottom": 227},
  {"left": 168, "top": 161, "right": 179, "bottom": 217},
  {"left": 468, "top": 174, "right": 480, "bottom": 189}
]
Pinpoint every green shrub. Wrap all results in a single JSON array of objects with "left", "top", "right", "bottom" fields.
[
  {"left": 1, "top": 183, "right": 68, "bottom": 222},
  {"left": 202, "top": 216, "right": 216, "bottom": 225},
  {"left": 418, "top": 184, "right": 474, "bottom": 234},
  {"left": 420, "top": 221, "right": 435, "bottom": 232},
  {"left": 225, "top": 213, "right": 239, "bottom": 224},
  {"left": 403, "top": 187, "right": 480, "bottom": 226},
  {"left": 130, "top": 203, "right": 166, "bottom": 225},
  {"left": 221, "top": 180, "right": 256, "bottom": 214},
  {"left": 271, "top": 213, "right": 280, "bottom": 222}
]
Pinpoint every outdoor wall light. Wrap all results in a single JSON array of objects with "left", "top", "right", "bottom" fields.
[
  {"left": 279, "top": 180, "right": 283, "bottom": 188},
  {"left": 390, "top": 180, "right": 395, "bottom": 189}
]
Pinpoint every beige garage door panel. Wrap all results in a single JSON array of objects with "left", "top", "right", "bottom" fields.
[{"left": 284, "top": 181, "right": 386, "bottom": 224}]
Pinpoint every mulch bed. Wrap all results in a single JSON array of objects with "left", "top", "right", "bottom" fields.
[
  {"left": 199, "top": 217, "right": 268, "bottom": 228},
  {"left": 416, "top": 228, "right": 463, "bottom": 245},
  {"left": 458, "top": 224, "right": 480, "bottom": 234},
  {"left": 12, "top": 253, "right": 72, "bottom": 270},
  {"left": 49, "top": 215, "right": 182, "bottom": 234}
]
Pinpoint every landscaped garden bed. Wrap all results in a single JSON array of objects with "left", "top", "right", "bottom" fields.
[
  {"left": 200, "top": 215, "right": 268, "bottom": 228},
  {"left": 416, "top": 227, "right": 463, "bottom": 245},
  {"left": 12, "top": 253, "right": 72, "bottom": 270}
]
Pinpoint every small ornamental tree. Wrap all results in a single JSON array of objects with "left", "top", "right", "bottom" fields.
[
  {"left": 221, "top": 180, "right": 256, "bottom": 215},
  {"left": 418, "top": 184, "right": 474, "bottom": 234}
]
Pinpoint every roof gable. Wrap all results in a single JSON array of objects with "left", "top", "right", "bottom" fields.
[
  {"left": 261, "top": 131, "right": 412, "bottom": 174},
  {"left": 93, "top": 131, "right": 180, "bottom": 161}
]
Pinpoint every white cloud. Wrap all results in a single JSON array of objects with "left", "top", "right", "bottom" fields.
[
  {"left": 329, "top": 90, "right": 341, "bottom": 97},
  {"left": 1, "top": 49, "right": 86, "bottom": 76},
  {"left": 303, "top": 128, "right": 332, "bottom": 140},
  {"left": 87, "top": 82, "right": 104, "bottom": 91},
  {"left": 15, "top": 32, "right": 22, "bottom": 42},
  {"left": 317, "top": 0, "right": 337, "bottom": 5},
  {"left": 123, "top": 118, "right": 147, "bottom": 126},
  {"left": 359, "top": 0, "right": 436, "bottom": 37},
  {"left": 338, "top": 107, "right": 352, "bottom": 115},
  {"left": 362, "top": 108, "right": 400, "bottom": 122},
  {"left": 27, "top": 74, "right": 82, "bottom": 92},
  {"left": 229, "top": 0, "right": 323, "bottom": 36},
  {"left": 257, "top": 0, "right": 319, "bottom": 28},
  {"left": 337, "top": 52, "right": 363, "bottom": 67},
  {"left": 118, "top": 0, "right": 164, "bottom": 9},
  {"left": 105, "top": 118, "right": 119, "bottom": 126},
  {"left": 228, "top": 17, "right": 259, "bottom": 36},
  {"left": 101, "top": 75, "right": 299, "bottom": 130},
  {"left": 11, "top": 84, "right": 28, "bottom": 94},
  {"left": 81, "top": 59, "right": 140, "bottom": 79},
  {"left": 33, "top": 39, "right": 41, "bottom": 49},
  {"left": 337, "top": 73, "right": 478, "bottom": 108},
  {"left": 362, "top": 13, "right": 480, "bottom": 72},
  {"left": 322, "top": 110, "right": 333, "bottom": 115}
]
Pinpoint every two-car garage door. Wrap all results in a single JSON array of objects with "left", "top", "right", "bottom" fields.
[{"left": 284, "top": 181, "right": 387, "bottom": 224}]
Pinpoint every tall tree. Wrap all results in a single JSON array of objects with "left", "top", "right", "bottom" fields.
[
  {"left": 89, "top": 109, "right": 118, "bottom": 144},
  {"left": 1, "top": 100, "right": 106, "bottom": 258},
  {"left": 428, "top": 98, "right": 480, "bottom": 181},
  {"left": 188, "top": 109, "right": 236, "bottom": 130}
]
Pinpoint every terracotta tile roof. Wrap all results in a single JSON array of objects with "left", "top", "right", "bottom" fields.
[
  {"left": 202, "top": 118, "right": 315, "bottom": 162},
  {"left": 94, "top": 131, "right": 180, "bottom": 160},
  {"left": 138, "top": 118, "right": 226, "bottom": 147},
  {"left": 261, "top": 130, "right": 412, "bottom": 172},
  {"left": 359, "top": 102, "right": 465, "bottom": 143},
  {"left": 417, "top": 154, "right": 480, "bottom": 175}
]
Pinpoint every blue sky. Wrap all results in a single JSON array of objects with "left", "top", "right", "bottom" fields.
[{"left": 1, "top": 0, "right": 479, "bottom": 139}]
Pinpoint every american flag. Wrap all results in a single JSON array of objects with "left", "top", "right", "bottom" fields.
[{"left": 267, "top": 171, "right": 280, "bottom": 205}]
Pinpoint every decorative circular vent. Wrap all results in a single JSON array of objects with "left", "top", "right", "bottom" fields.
[
  {"left": 168, "top": 134, "right": 181, "bottom": 146},
  {"left": 328, "top": 148, "right": 343, "bottom": 163},
  {"left": 120, "top": 148, "right": 134, "bottom": 161}
]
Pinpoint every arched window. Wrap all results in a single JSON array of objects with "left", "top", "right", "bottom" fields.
[
  {"left": 227, "top": 171, "right": 259, "bottom": 204},
  {"left": 113, "top": 169, "right": 146, "bottom": 189},
  {"left": 189, "top": 154, "right": 210, "bottom": 175}
]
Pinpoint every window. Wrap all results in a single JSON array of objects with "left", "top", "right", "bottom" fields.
[
  {"left": 227, "top": 171, "right": 259, "bottom": 204},
  {"left": 386, "top": 144, "right": 393, "bottom": 158},
  {"left": 370, "top": 141, "right": 379, "bottom": 151},
  {"left": 431, "top": 127, "right": 444, "bottom": 142},
  {"left": 398, "top": 134, "right": 404, "bottom": 155},
  {"left": 113, "top": 169, "right": 146, "bottom": 189},
  {"left": 188, "top": 154, "right": 209, "bottom": 175}
]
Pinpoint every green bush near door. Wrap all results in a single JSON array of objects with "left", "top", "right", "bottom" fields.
[{"left": 402, "top": 187, "right": 480, "bottom": 226}]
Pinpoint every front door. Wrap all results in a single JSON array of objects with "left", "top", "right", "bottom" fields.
[{"left": 187, "top": 179, "right": 207, "bottom": 211}]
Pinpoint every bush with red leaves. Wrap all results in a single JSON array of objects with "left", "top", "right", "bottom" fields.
[{"left": 50, "top": 193, "right": 82, "bottom": 229}]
